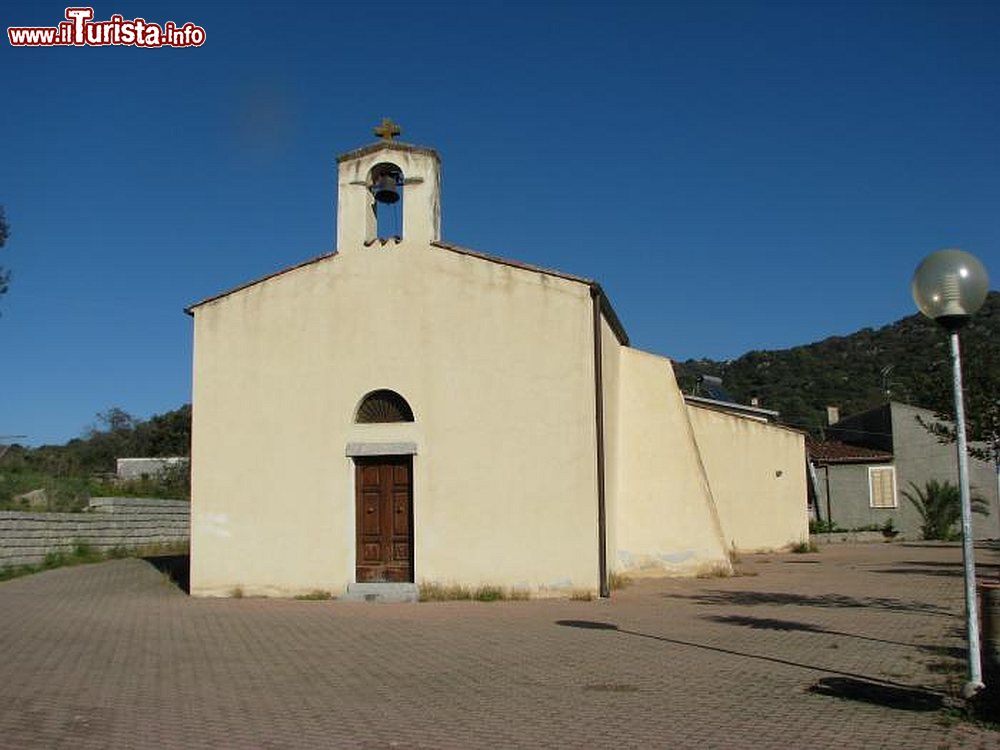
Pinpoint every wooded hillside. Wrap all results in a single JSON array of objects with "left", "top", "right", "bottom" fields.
[{"left": 673, "top": 291, "right": 999, "bottom": 435}]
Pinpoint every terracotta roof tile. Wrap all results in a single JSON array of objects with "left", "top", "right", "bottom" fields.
[{"left": 807, "top": 439, "right": 893, "bottom": 464}]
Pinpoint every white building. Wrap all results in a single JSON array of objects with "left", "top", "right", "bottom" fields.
[{"left": 186, "top": 124, "right": 807, "bottom": 599}]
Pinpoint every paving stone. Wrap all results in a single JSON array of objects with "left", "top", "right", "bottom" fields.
[{"left": 0, "top": 543, "right": 997, "bottom": 747}]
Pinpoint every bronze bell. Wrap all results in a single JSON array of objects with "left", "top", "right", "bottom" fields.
[{"left": 372, "top": 173, "right": 400, "bottom": 204}]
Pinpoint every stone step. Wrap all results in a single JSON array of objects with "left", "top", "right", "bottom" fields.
[{"left": 343, "top": 583, "right": 419, "bottom": 603}]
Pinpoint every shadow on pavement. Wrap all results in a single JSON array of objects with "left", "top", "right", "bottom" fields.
[
  {"left": 664, "top": 590, "right": 952, "bottom": 616},
  {"left": 894, "top": 560, "right": 1000, "bottom": 569},
  {"left": 703, "top": 613, "right": 910, "bottom": 646},
  {"left": 870, "top": 567, "right": 965, "bottom": 578},
  {"left": 702, "top": 614, "right": 966, "bottom": 659},
  {"left": 898, "top": 542, "right": 1000, "bottom": 550},
  {"left": 555, "top": 620, "right": 943, "bottom": 695},
  {"left": 557, "top": 620, "right": 618, "bottom": 630},
  {"left": 143, "top": 554, "right": 190, "bottom": 594},
  {"left": 809, "top": 677, "right": 943, "bottom": 711},
  {"left": 868, "top": 558, "right": 1000, "bottom": 579}
]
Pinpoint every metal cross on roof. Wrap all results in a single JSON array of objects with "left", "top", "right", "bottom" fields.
[{"left": 373, "top": 117, "right": 402, "bottom": 142}]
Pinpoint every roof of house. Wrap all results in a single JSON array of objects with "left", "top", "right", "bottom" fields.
[
  {"left": 183, "top": 240, "right": 630, "bottom": 345},
  {"left": 807, "top": 439, "right": 893, "bottom": 464}
]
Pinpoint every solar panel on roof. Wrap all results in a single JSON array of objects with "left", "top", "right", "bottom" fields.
[{"left": 697, "top": 375, "right": 735, "bottom": 403}]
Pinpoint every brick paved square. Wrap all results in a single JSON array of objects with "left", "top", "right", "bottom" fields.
[{"left": 0, "top": 542, "right": 997, "bottom": 748}]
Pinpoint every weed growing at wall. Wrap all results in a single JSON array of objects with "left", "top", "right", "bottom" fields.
[
  {"left": 790, "top": 538, "right": 820, "bottom": 553},
  {"left": 609, "top": 571, "right": 632, "bottom": 590},
  {"left": 418, "top": 581, "right": 532, "bottom": 602},
  {"left": 695, "top": 562, "right": 733, "bottom": 579},
  {"left": 294, "top": 590, "right": 333, "bottom": 601}
]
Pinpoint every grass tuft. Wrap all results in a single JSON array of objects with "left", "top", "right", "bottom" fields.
[
  {"left": 0, "top": 564, "right": 38, "bottom": 582},
  {"left": 790, "top": 538, "right": 819, "bottom": 554},
  {"left": 609, "top": 571, "right": 632, "bottom": 590},
  {"left": 473, "top": 585, "right": 505, "bottom": 602},
  {"left": 419, "top": 582, "right": 472, "bottom": 602},
  {"left": 230, "top": 586, "right": 244, "bottom": 599},
  {"left": 696, "top": 562, "right": 733, "bottom": 579},
  {"left": 294, "top": 589, "right": 333, "bottom": 601},
  {"left": 419, "top": 581, "right": 531, "bottom": 602},
  {"left": 570, "top": 590, "right": 596, "bottom": 601}
]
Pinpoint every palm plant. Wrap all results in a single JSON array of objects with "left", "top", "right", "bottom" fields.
[{"left": 902, "top": 479, "right": 989, "bottom": 541}]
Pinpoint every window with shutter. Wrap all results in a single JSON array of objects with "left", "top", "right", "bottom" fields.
[{"left": 868, "top": 466, "right": 897, "bottom": 508}]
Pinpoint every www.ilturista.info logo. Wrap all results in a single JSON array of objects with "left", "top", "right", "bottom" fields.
[{"left": 8, "top": 7, "right": 206, "bottom": 48}]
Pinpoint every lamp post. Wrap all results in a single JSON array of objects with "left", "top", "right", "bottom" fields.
[{"left": 912, "top": 248, "right": 990, "bottom": 697}]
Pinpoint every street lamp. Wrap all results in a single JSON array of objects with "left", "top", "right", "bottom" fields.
[{"left": 912, "top": 248, "right": 990, "bottom": 697}]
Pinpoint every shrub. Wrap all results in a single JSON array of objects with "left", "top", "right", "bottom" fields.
[
  {"left": 809, "top": 519, "right": 846, "bottom": 534},
  {"left": 902, "top": 479, "right": 989, "bottom": 541}
]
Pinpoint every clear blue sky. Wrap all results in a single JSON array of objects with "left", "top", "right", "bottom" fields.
[{"left": 2, "top": 1, "right": 998, "bottom": 445}]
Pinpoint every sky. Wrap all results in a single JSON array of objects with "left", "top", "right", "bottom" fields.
[{"left": 2, "top": 0, "right": 998, "bottom": 445}]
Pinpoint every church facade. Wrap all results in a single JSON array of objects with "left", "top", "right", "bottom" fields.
[{"left": 187, "top": 127, "right": 807, "bottom": 599}]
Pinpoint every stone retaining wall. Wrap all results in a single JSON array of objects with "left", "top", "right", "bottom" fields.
[{"left": 0, "top": 497, "right": 189, "bottom": 568}]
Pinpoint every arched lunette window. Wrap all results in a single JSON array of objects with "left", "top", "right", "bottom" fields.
[{"left": 356, "top": 390, "right": 415, "bottom": 423}]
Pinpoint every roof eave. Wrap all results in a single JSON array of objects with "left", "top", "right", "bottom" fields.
[
  {"left": 336, "top": 141, "right": 440, "bottom": 164},
  {"left": 810, "top": 455, "right": 895, "bottom": 465},
  {"left": 684, "top": 394, "right": 780, "bottom": 419},
  {"left": 183, "top": 240, "right": 632, "bottom": 349},
  {"left": 431, "top": 240, "right": 629, "bottom": 346},
  {"left": 184, "top": 251, "right": 339, "bottom": 316}
]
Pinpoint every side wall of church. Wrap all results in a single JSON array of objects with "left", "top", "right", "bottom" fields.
[
  {"left": 190, "top": 243, "right": 601, "bottom": 597},
  {"left": 686, "top": 405, "right": 809, "bottom": 552},
  {"left": 610, "top": 347, "right": 731, "bottom": 575}
]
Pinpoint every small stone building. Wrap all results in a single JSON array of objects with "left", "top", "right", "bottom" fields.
[{"left": 186, "top": 127, "right": 808, "bottom": 598}]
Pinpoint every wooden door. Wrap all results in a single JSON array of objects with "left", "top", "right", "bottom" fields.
[{"left": 355, "top": 456, "right": 413, "bottom": 583}]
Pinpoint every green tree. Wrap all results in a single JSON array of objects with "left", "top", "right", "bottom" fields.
[
  {"left": 902, "top": 479, "right": 989, "bottom": 541},
  {"left": 916, "top": 335, "right": 1000, "bottom": 465}
]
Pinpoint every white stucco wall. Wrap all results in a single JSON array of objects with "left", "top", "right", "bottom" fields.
[
  {"left": 190, "top": 140, "right": 802, "bottom": 598},
  {"left": 686, "top": 404, "right": 809, "bottom": 552},
  {"left": 190, "top": 240, "right": 602, "bottom": 597},
  {"left": 611, "top": 347, "right": 730, "bottom": 575}
]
